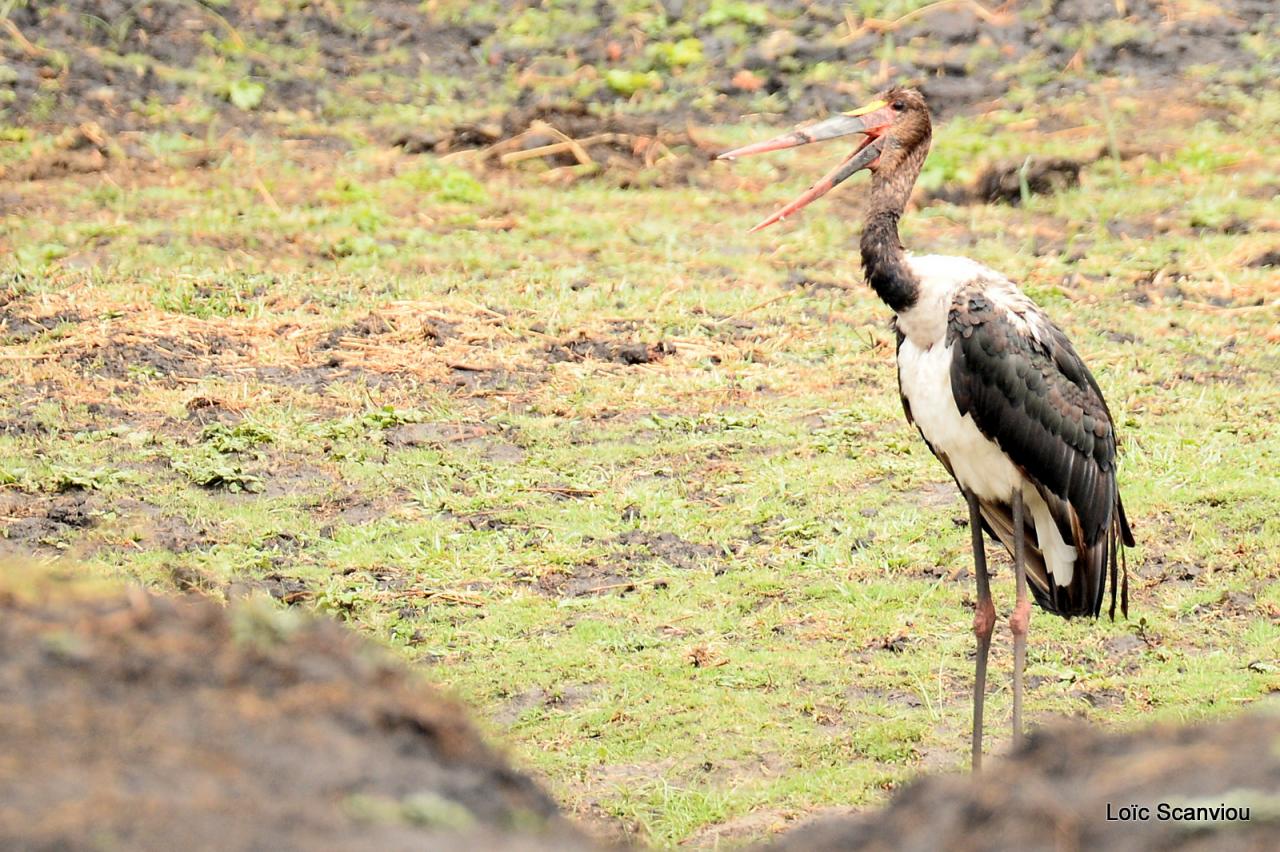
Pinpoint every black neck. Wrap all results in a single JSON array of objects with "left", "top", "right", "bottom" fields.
[
  {"left": 860, "top": 207, "right": 918, "bottom": 314},
  {"left": 859, "top": 144, "right": 927, "bottom": 314}
]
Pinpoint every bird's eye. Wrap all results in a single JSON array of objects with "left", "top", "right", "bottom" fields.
[{"left": 892, "top": 101, "right": 906, "bottom": 112}]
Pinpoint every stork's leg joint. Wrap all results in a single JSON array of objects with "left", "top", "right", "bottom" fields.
[
  {"left": 1009, "top": 596, "right": 1031, "bottom": 637},
  {"left": 974, "top": 596, "right": 996, "bottom": 641}
]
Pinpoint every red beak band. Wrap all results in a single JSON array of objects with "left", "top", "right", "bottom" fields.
[{"left": 747, "top": 138, "right": 883, "bottom": 233}]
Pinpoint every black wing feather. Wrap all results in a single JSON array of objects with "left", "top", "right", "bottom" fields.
[{"left": 946, "top": 289, "right": 1132, "bottom": 618}]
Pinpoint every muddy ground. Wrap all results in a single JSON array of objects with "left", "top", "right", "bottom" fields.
[
  {"left": 4, "top": 1, "right": 1276, "bottom": 195},
  {"left": 0, "top": 578, "right": 593, "bottom": 852},
  {"left": 4, "top": 1, "right": 1277, "bottom": 144},
  {"left": 763, "top": 706, "right": 1280, "bottom": 851}
]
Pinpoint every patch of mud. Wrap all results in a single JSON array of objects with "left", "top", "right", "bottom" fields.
[
  {"left": 0, "top": 493, "right": 100, "bottom": 556},
  {"left": 231, "top": 571, "right": 313, "bottom": 605},
  {"left": 137, "top": 508, "right": 216, "bottom": 554},
  {"left": 43, "top": 495, "right": 96, "bottom": 528},
  {"left": 184, "top": 395, "right": 244, "bottom": 426},
  {"left": 0, "top": 514, "right": 62, "bottom": 553},
  {"left": 317, "top": 494, "right": 394, "bottom": 533},
  {"left": 762, "top": 708, "right": 1280, "bottom": 851},
  {"left": 431, "top": 363, "right": 550, "bottom": 398},
  {"left": 535, "top": 561, "right": 629, "bottom": 598},
  {"left": 902, "top": 480, "right": 961, "bottom": 509},
  {"left": 975, "top": 157, "right": 1085, "bottom": 205},
  {"left": 493, "top": 684, "right": 596, "bottom": 727},
  {"left": 546, "top": 335, "right": 675, "bottom": 365},
  {"left": 409, "top": 104, "right": 678, "bottom": 157},
  {"left": 167, "top": 563, "right": 219, "bottom": 594},
  {"left": 2, "top": 1, "right": 492, "bottom": 133},
  {"left": 533, "top": 530, "right": 716, "bottom": 597},
  {"left": 483, "top": 442, "right": 527, "bottom": 463},
  {"left": 612, "top": 530, "right": 720, "bottom": 571},
  {"left": 257, "top": 458, "right": 333, "bottom": 500},
  {"left": 590, "top": 757, "right": 680, "bottom": 789},
  {"left": 316, "top": 312, "right": 457, "bottom": 353},
  {"left": 844, "top": 685, "right": 925, "bottom": 711},
  {"left": 693, "top": 809, "right": 795, "bottom": 848},
  {"left": 385, "top": 424, "right": 526, "bottom": 464},
  {"left": 929, "top": 157, "right": 1088, "bottom": 206},
  {"left": 699, "top": 752, "right": 789, "bottom": 787},
  {"left": 0, "top": 581, "right": 590, "bottom": 851},
  {"left": 74, "top": 334, "right": 230, "bottom": 384},
  {"left": 385, "top": 422, "right": 492, "bottom": 448},
  {"left": 533, "top": 555, "right": 671, "bottom": 598},
  {"left": 0, "top": 309, "right": 84, "bottom": 343},
  {"left": 318, "top": 312, "right": 394, "bottom": 350},
  {"left": 253, "top": 362, "right": 411, "bottom": 394}
]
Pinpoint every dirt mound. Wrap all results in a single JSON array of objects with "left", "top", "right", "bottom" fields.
[
  {"left": 974, "top": 157, "right": 1086, "bottom": 205},
  {"left": 762, "top": 708, "right": 1280, "bottom": 852},
  {"left": 924, "top": 156, "right": 1091, "bottom": 206},
  {"left": 0, "top": 576, "right": 593, "bottom": 851}
]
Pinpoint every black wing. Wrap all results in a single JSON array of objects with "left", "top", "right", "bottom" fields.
[
  {"left": 947, "top": 289, "right": 1134, "bottom": 618},
  {"left": 897, "top": 325, "right": 1081, "bottom": 616}
]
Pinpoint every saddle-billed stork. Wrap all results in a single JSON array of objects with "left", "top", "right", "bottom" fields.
[{"left": 718, "top": 88, "right": 1134, "bottom": 769}]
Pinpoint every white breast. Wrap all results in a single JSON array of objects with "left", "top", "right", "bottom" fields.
[
  {"left": 897, "top": 337, "right": 1078, "bottom": 586},
  {"left": 895, "top": 255, "right": 994, "bottom": 347},
  {"left": 897, "top": 338, "right": 1020, "bottom": 501}
]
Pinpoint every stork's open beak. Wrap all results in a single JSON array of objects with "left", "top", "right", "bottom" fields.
[{"left": 717, "top": 99, "right": 897, "bottom": 232}]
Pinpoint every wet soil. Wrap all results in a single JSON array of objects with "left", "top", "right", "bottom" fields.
[
  {"left": 923, "top": 156, "right": 1093, "bottom": 207},
  {"left": 534, "top": 558, "right": 643, "bottom": 598},
  {"left": 0, "top": 306, "right": 84, "bottom": 344},
  {"left": 1247, "top": 250, "right": 1280, "bottom": 268},
  {"left": 974, "top": 157, "right": 1086, "bottom": 205},
  {"left": 74, "top": 333, "right": 231, "bottom": 383},
  {"left": 5, "top": 1, "right": 1274, "bottom": 137},
  {"left": 385, "top": 421, "right": 490, "bottom": 448},
  {"left": 0, "top": 582, "right": 592, "bottom": 851},
  {"left": 612, "top": 530, "right": 721, "bottom": 571},
  {"left": 2, "top": 0, "right": 489, "bottom": 134},
  {"left": 0, "top": 492, "right": 100, "bottom": 555},
  {"left": 762, "top": 708, "right": 1280, "bottom": 852},
  {"left": 546, "top": 335, "right": 675, "bottom": 365},
  {"left": 531, "top": 529, "right": 718, "bottom": 597}
]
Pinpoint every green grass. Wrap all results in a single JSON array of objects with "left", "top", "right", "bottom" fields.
[{"left": 2, "top": 5, "right": 1280, "bottom": 847}]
